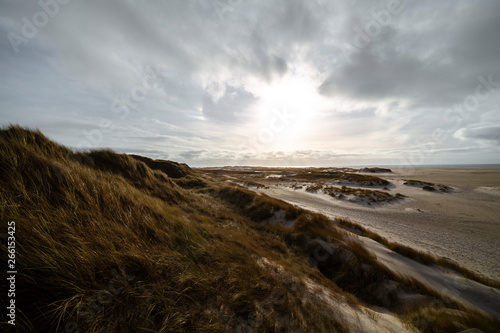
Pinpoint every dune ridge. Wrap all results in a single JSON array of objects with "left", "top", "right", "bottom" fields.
[{"left": 1, "top": 126, "right": 499, "bottom": 332}]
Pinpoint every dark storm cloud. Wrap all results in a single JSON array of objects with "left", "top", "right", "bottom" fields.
[
  {"left": 455, "top": 125, "right": 500, "bottom": 144},
  {"left": 318, "top": 1, "right": 500, "bottom": 108}
]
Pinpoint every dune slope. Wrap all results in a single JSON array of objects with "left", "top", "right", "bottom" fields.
[{"left": 1, "top": 126, "right": 498, "bottom": 333}]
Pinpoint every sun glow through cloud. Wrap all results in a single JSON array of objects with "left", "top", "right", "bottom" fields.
[
  {"left": 1, "top": 0, "right": 500, "bottom": 166},
  {"left": 247, "top": 69, "right": 331, "bottom": 151}
]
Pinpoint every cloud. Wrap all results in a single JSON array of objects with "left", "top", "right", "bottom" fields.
[
  {"left": 318, "top": 0, "right": 500, "bottom": 108},
  {"left": 1, "top": 0, "right": 500, "bottom": 166},
  {"left": 455, "top": 125, "right": 500, "bottom": 144},
  {"left": 201, "top": 86, "right": 258, "bottom": 123}
]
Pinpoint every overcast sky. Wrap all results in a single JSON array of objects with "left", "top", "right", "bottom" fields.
[{"left": 1, "top": 0, "right": 500, "bottom": 166}]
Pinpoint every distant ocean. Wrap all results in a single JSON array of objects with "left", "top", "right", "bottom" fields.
[
  {"left": 209, "top": 164, "right": 500, "bottom": 169},
  {"left": 353, "top": 164, "right": 500, "bottom": 169}
]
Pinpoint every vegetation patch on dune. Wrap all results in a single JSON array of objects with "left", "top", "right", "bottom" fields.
[
  {"left": 282, "top": 171, "right": 391, "bottom": 187},
  {"left": 306, "top": 184, "right": 324, "bottom": 192},
  {"left": 334, "top": 218, "right": 500, "bottom": 289},
  {"left": 1, "top": 126, "right": 498, "bottom": 332},
  {"left": 240, "top": 180, "right": 269, "bottom": 189},
  {"left": 1, "top": 126, "right": 350, "bottom": 332},
  {"left": 404, "top": 179, "right": 452, "bottom": 192},
  {"left": 338, "top": 173, "right": 391, "bottom": 186},
  {"left": 323, "top": 186, "right": 405, "bottom": 205},
  {"left": 130, "top": 154, "right": 207, "bottom": 189},
  {"left": 358, "top": 167, "right": 393, "bottom": 173},
  {"left": 201, "top": 167, "right": 393, "bottom": 187}
]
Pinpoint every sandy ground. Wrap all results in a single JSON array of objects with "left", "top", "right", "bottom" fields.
[
  {"left": 358, "top": 236, "right": 500, "bottom": 318},
  {"left": 221, "top": 167, "right": 500, "bottom": 319},
  {"left": 253, "top": 168, "right": 500, "bottom": 282},
  {"left": 244, "top": 168, "right": 500, "bottom": 318},
  {"left": 258, "top": 257, "right": 413, "bottom": 332}
]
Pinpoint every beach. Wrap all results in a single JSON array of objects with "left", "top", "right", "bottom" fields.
[{"left": 252, "top": 168, "right": 500, "bottom": 281}]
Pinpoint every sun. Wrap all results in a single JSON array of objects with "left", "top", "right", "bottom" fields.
[
  {"left": 250, "top": 73, "right": 329, "bottom": 150},
  {"left": 257, "top": 75, "right": 320, "bottom": 117}
]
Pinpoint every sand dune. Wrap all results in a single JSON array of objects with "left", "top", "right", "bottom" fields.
[
  {"left": 253, "top": 168, "right": 500, "bottom": 281},
  {"left": 243, "top": 167, "right": 500, "bottom": 317}
]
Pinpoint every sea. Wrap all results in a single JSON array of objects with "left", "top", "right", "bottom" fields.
[{"left": 356, "top": 164, "right": 500, "bottom": 169}]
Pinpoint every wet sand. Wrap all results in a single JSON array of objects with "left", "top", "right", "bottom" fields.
[{"left": 255, "top": 168, "right": 500, "bottom": 281}]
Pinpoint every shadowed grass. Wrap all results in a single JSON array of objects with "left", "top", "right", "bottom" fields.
[
  {"left": 1, "top": 126, "right": 498, "bottom": 333},
  {"left": 0, "top": 126, "right": 349, "bottom": 332}
]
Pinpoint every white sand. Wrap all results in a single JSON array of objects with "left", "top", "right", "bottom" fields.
[
  {"left": 254, "top": 168, "right": 500, "bottom": 281},
  {"left": 257, "top": 257, "right": 412, "bottom": 332},
  {"left": 246, "top": 168, "right": 500, "bottom": 317},
  {"left": 357, "top": 236, "right": 500, "bottom": 318},
  {"left": 475, "top": 186, "right": 500, "bottom": 197}
]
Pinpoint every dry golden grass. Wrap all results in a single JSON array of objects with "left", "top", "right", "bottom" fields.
[
  {"left": 323, "top": 186, "right": 405, "bottom": 204},
  {"left": 1, "top": 126, "right": 498, "bottom": 332},
  {"left": 402, "top": 304, "right": 500, "bottom": 333},
  {"left": 306, "top": 184, "right": 323, "bottom": 192},
  {"left": 0, "top": 126, "right": 349, "bottom": 332},
  {"left": 334, "top": 218, "right": 500, "bottom": 289}
]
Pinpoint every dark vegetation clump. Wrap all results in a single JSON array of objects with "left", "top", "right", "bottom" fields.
[
  {"left": 279, "top": 170, "right": 390, "bottom": 186},
  {"left": 359, "top": 167, "right": 393, "bottom": 173},
  {"left": 130, "top": 154, "right": 207, "bottom": 188},
  {"left": 404, "top": 179, "right": 452, "bottom": 192}
]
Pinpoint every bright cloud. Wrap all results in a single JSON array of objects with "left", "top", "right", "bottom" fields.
[{"left": 1, "top": 0, "right": 500, "bottom": 166}]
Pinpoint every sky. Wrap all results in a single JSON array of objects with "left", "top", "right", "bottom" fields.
[{"left": 1, "top": 0, "right": 500, "bottom": 167}]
